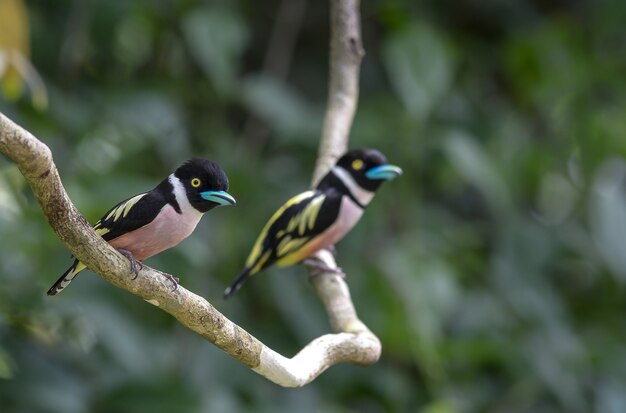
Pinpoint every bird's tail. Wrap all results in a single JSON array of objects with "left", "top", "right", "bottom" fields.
[
  {"left": 47, "top": 260, "right": 87, "bottom": 296},
  {"left": 223, "top": 268, "right": 252, "bottom": 299}
]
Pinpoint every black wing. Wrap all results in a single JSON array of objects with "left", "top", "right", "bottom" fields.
[
  {"left": 93, "top": 190, "right": 168, "bottom": 242},
  {"left": 244, "top": 189, "right": 342, "bottom": 274}
]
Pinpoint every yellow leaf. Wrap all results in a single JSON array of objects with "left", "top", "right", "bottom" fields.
[
  {"left": 0, "top": 0, "right": 29, "bottom": 55},
  {"left": 1, "top": 68, "right": 24, "bottom": 100},
  {"left": 0, "top": 0, "right": 48, "bottom": 110}
]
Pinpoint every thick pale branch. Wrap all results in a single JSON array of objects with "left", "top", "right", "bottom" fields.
[
  {"left": 253, "top": 331, "right": 380, "bottom": 387},
  {"left": 0, "top": 0, "right": 380, "bottom": 388}
]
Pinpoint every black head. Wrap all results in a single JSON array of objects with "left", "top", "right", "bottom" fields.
[
  {"left": 174, "top": 158, "right": 236, "bottom": 213},
  {"left": 334, "top": 148, "right": 403, "bottom": 192}
]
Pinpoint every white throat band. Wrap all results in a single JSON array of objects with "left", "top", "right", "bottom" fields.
[
  {"left": 332, "top": 166, "right": 374, "bottom": 206},
  {"left": 169, "top": 174, "right": 203, "bottom": 217}
]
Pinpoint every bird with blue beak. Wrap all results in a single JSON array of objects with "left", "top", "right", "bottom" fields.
[
  {"left": 223, "top": 148, "right": 402, "bottom": 298},
  {"left": 48, "top": 158, "right": 236, "bottom": 296}
]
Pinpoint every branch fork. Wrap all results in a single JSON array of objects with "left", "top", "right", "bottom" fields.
[{"left": 0, "top": 0, "right": 380, "bottom": 387}]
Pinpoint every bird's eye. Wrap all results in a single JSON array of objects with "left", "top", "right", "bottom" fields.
[
  {"left": 351, "top": 159, "right": 364, "bottom": 170},
  {"left": 191, "top": 178, "right": 201, "bottom": 188}
]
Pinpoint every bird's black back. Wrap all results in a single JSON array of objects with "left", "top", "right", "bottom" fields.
[{"left": 95, "top": 179, "right": 178, "bottom": 242}]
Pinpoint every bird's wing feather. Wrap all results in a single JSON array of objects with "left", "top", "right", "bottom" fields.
[
  {"left": 93, "top": 191, "right": 166, "bottom": 242},
  {"left": 244, "top": 189, "right": 342, "bottom": 274}
]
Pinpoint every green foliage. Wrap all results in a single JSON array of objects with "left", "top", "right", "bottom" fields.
[{"left": 1, "top": 0, "right": 626, "bottom": 412}]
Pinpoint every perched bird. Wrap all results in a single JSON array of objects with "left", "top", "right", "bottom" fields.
[
  {"left": 223, "top": 148, "right": 402, "bottom": 298},
  {"left": 48, "top": 158, "right": 236, "bottom": 296}
]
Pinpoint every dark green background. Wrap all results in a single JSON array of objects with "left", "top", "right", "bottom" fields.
[{"left": 1, "top": 0, "right": 626, "bottom": 412}]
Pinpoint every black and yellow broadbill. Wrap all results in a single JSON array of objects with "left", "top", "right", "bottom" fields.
[
  {"left": 223, "top": 148, "right": 402, "bottom": 298},
  {"left": 48, "top": 159, "right": 235, "bottom": 295}
]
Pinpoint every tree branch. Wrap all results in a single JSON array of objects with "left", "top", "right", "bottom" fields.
[
  {"left": 311, "top": 0, "right": 364, "bottom": 186},
  {"left": 306, "top": 0, "right": 380, "bottom": 373},
  {"left": 0, "top": 0, "right": 380, "bottom": 387}
]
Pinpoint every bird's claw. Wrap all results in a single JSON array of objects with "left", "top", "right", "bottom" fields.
[
  {"left": 117, "top": 248, "right": 142, "bottom": 279},
  {"left": 116, "top": 248, "right": 178, "bottom": 291},
  {"left": 303, "top": 258, "right": 345, "bottom": 278},
  {"left": 163, "top": 274, "right": 179, "bottom": 291},
  {"left": 130, "top": 260, "right": 143, "bottom": 280}
]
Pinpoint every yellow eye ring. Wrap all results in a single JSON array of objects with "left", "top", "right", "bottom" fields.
[
  {"left": 191, "top": 178, "right": 201, "bottom": 188},
  {"left": 351, "top": 159, "right": 364, "bottom": 170}
]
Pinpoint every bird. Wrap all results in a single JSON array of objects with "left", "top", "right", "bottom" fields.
[
  {"left": 47, "top": 158, "right": 236, "bottom": 296},
  {"left": 223, "top": 148, "right": 402, "bottom": 298}
]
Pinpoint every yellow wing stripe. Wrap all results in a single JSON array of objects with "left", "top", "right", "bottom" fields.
[
  {"left": 245, "top": 190, "right": 316, "bottom": 268},
  {"left": 286, "top": 214, "right": 299, "bottom": 233},
  {"left": 95, "top": 227, "right": 110, "bottom": 237},
  {"left": 301, "top": 194, "right": 324, "bottom": 235},
  {"left": 276, "top": 235, "right": 291, "bottom": 255},
  {"left": 109, "top": 193, "right": 145, "bottom": 222},
  {"left": 122, "top": 194, "right": 143, "bottom": 218},
  {"left": 93, "top": 193, "right": 146, "bottom": 236},
  {"left": 277, "top": 237, "right": 309, "bottom": 257},
  {"left": 279, "top": 193, "right": 325, "bottom": 238},
  {"left": 104, "top": 193, "right": 146, "bottom": 222},
  {"left": 105, "top": 208, "right": 116, "bottom": 221},
  {"left": 251, "top": 250, "right": 271, "bottom": 275}
]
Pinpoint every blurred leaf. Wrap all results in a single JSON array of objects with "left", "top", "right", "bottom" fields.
[
  {"left": 114, "top": 14, "right": 154, "bottom": 72},
  {"left": 504, "top": 23, "right": 588, "bottom": 112},
  {"left": 590, "top": 157, "right": 626, "bottom": 283},
  {"left": 11, "top": 51, "right": 48, "bottom": 109},
  {"left": 522, "top": 328, "right": 586, "bottom": 411},
  {"left": 0, "top": 347, "right": 15, "bottom": 379},
  {"left": 100, "top": 92, "right": 190, "bottom": 169},
  {"left": 182, "top": 6, "right": 248, "bottom": 95},
  {"left": 443, "top": 130, "right": 511, "bottom": 214},
  {"left": 535, "top": 171, "right": 578, "bottom": 225},
  {"left": 1, "top": 66, "right": 25, "bottom": 100},
  {"left": 92, "top": 378, "right": 200, "bottom": 413},
  {"left": 0, "top": 0, "right": 29, "bottom": 54},
  {"left": 383, "top": 241, "right": 460, "bottom": 388},
  {"left": 383, "top": 22, "right": 453, "bottom": 120},
  {"left": 0, "top": 0, "right": 47, "bottom": 109},
  {"left": 420, "top": 399, "right": 458, "bottom": 413},
  {"left": 595, "top": 379, "right": 626, "bottom": 413},
  {"left": 240, "top": 74, "right": 320, "bottom": 137},
  {"left": 0, "top": 168, "right": 21, "bottom": 220}
]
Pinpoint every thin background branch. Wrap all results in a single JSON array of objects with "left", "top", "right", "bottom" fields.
[{"left": 238, "top": 0, "right": 308, "bottom": 151}]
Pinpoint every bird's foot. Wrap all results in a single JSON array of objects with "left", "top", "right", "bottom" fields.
[
  {"left": 117, "top": 248, "right": 142, "bottom": 279},
  {"left": 162, "top": 274, "right": 180, "bottom": 291},
  {"left": 303, "top": 258, "right": 345, "bottom": 278},
  {"left": 326, "top": 245, "right": 338, "bottom": 256}
]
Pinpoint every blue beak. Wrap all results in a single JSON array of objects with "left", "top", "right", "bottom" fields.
[
  {"left": 365, "top": 164, "right": 403, "bottom": 181},
  {"left": 200, "top": 190, "right": 236, "bottom": 206}
]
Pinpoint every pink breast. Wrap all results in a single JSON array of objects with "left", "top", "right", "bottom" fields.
[
  {"left": 319, "top": 196, "right": 364, "bottom": 247},
  {"left": 109, "top": 205, "right": 202, "bottom": 260}
]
